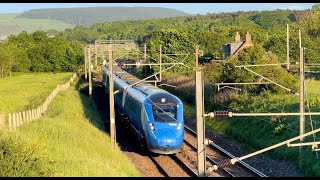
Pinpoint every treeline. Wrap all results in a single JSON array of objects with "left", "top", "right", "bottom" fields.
[
  {"left": 57, "top": 8, "right": 319, "bottom": 64},
  {"left": 16, "top": 7, "right": 189, "bottom": 27},
  {"left": 0, "top": 31, "right": 83, "bottom": 78},
  {"left": 54, "top": 6, "right": 320, "bottom": 93},
  {"left": 3, "top": 5, "right": 320, "bottom": 92}
]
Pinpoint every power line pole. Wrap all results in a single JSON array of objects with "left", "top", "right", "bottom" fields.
[
  {"left": 108, "top": 49, "right": 116, "bottom": 149},
  {"left": 299, "top": 29, "right": 305, "bottom": 150},
  {"left": 159, "top": 45, "right": 162, "bottom": 82},
  {"left": 287, "top": 24, "right": 290, "bottom": 71},
  {"left": 95, "top": 40, "right": 98, "bottom": 67},
  {"left": 137, "top": 44, "right": 139, "bottom": 63},
  {"left": 144, "top": 43, "right": 147, "bottom": 62},
  {"left": 84, "top": 47, "right": 88, "bottom": 80},
  {"left": 88, "top": 46, "right": 92, "bottom": 103},
  {"left": 195, "top": 45, "right": 206, "bottom": 177}
]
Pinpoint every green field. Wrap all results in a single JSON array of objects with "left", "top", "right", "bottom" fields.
[
  {"left": 0, "top": 75, "right": 140, "bottom": 176},
  {"left": 0, "top": 72, "right": 73, "bottom": 113},
  {"left": 0, "top": 13, "right": 73, "bottom": 35}
]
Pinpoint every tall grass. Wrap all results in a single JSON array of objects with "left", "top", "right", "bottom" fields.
[
  {"left": 0, "top": 77, "right": 141, "bottom": 177},
  {"left": 163, "top": 73, "right": 320, "bottom": 176},
  {"left": 0, "top": 72, "right": 72, "bottom": 113}
]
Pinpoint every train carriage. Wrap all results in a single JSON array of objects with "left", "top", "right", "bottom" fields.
[{"left": 102, "top": 64, "right": 184, "bottom": 154}]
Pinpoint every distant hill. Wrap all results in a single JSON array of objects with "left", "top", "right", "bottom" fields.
[
  {"left": 16, "top": 7, "right": 190, "bottom": 27},
  {"left": 0, "top": 13, "right": 73, "bottom": 36}
]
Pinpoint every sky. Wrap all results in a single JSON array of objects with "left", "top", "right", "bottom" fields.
[{"left": 0, "top": 3, "right": 316, "bottom": 14}]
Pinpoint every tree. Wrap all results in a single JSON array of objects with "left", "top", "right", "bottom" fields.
[{"left": 311, "top": 4, "right": 320, "bottom": 12}]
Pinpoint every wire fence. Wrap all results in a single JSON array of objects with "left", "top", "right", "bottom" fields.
[{"left": 0, "top": 73, "right": 77, "bottom": 130}]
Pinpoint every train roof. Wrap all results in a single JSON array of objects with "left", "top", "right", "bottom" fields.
[{"left": 104, "top": 65, "right": 168, "bottom": 97}]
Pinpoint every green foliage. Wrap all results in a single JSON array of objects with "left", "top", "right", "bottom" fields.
[
  {"left": 273, "top": 124, "right": 285, "bottom": 135},
  {"left": 77, "top": 82, "right": 89, "bottom": 96},
  {"left": 0, "top": 31, "right": 83, "bottom": 76},
  {"left": 203, "top": 45, "right": 298, "bottom": 94},
  {"left": 249, "top": 10, "right": 295, "bottom": 29},
  {"left": 146, "top": 29, "right": 196, "bottom": 73},
  {"left": 0, "top": 133, "right": 53, "bottom": 177},
  {"left": 311, "top": 4, "right": 320, "bottom": 12}
]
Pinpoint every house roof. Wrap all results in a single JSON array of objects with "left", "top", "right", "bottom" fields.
[{"left": 225, "top": 41, "right": 244, "bottom": 55}]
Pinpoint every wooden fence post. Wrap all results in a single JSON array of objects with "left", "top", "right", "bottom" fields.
[
  {"left": 29, "top": 110, "right": 32, "bottom": 121},
  {"left": 19, "top": 112, "right": 23, "bottom": 127},
  {"left": 8, "top": 113, "right": 12, "bottom": 129},
  {"left": 15, "top": 113, "right": 18, "bottom": 129},
  {"left": 45, "top": 98, "right": 48, "bottom": 111},
  {"left": 37, "top": 107, "right": 40, "bottom": 119},
  {"left": 12, "top": 113, "right": 16, "bottom": 129},
  {"left": 31, "top": 109, "right": 34, "bottom": 121},
  {"left": 22, "top": 111, "right": 26, "bottom": 123},
  {"left": 17, "top": 112, "right": 20, "bottom": 127},
  {"left": 33, "top": 109, "right": 35, "bottom": 120},
  {"left": 16, "top": 113, "right": 19, "bottom": 128},
  {"left": 0, "top": 112, "right": 5, "bottom": 130},
  {"left": 16, "top": 112, "right": 20, "bottom": 128},
  {"left": 26, "top": 110, "right": 29, "bottom": 122},
  {"left": 27, "top": 110, "right": 31, "bottom": 122}
]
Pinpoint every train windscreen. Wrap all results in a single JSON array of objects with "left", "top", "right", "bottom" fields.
[{"left": 152, "top": 104, "right": 177, "bottom": 123}]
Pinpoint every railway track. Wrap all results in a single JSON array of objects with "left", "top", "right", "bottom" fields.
[
  {"left": 149, "top": 153, "right": 197, "bottom": 177},
  {"left": 184, "top": 125, "right": 267, "bottom": 177}
]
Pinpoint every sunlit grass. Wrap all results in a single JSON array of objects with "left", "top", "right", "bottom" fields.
[
  {"left": 0, "top": 72, "right": 72, "bottom": 113},
  {"left": 0, "top": 78, "right": 141, "bottom": 177}
]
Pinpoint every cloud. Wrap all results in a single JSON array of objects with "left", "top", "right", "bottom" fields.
[{"left": 279, "top": 5, "right": 305, "bottom": 10}]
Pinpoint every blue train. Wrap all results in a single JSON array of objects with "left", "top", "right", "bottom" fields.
[{"left": 102, "top": 64, "right": 184, "bottom": 154}]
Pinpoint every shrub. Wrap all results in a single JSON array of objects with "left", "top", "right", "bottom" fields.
[{"left": 0, "top": 133, "right": 53, "bottom": 177}]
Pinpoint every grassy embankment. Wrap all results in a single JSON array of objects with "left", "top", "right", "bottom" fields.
[
  {"left": 0, "top": 72, "right": 73, "bottom": 113},
  {"left": 0, "top": 13, "right": 73, "bottom": 35},
  {"left": 162, "top": 72, "right": 320, "bottom": 176},
  {"left": 0, "top": 73, "right": 140, "bottom": 177}
]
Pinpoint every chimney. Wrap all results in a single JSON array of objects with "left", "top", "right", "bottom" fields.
[
  {"left": 245, "top": 32, "right": 251, "bottom": 44},
  {"left": 235, "top": 32, "right": 241, "bottom": 42}
]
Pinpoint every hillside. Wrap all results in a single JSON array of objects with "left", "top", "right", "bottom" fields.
[
  {"left": 0, "top": 13, "right": 73, "bottom": 35},
  {"left": 16, "top": 7, "right": 190, "bottom": 27},
  {"left": 0, "top": 74, "right": 141, "bottom": 176}
]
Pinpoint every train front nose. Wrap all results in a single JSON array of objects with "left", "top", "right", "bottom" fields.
[{"left": 156, "top": 129, "right": 181, "bottom": 149}]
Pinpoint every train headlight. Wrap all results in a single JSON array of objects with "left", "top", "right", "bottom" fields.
[
  {"left": 177, "top": 123, "right": 182, "bottom": 131},
  {"left": 161, "top": 98, "right": 166, "bottom": 103},
  {"left": 149, "top": 123, "right": 155, "bottom": 131}
]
